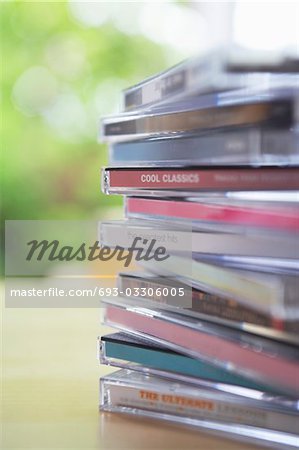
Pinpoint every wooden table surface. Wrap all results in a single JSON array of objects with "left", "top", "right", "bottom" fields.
[{"left": 2, "top": 296, "right": 267, "bottom": 450}]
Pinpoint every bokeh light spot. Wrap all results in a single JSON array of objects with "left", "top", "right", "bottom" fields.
[
  {"left": 12, "top": 66, "right": 58, "bottom": 116},
  {"left": 45, "top": 33, "right": 89, "bottom": 80},
  {"left": 68, "top": 1, "right": 109, "bottom": 28}
]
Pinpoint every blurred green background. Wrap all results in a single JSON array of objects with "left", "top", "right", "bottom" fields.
[
  {"left": 1, "top": 1, "right": 191, "bottom": 225},
  {"left": 2, "top": 0, "right": 204, "bottom": 277}
]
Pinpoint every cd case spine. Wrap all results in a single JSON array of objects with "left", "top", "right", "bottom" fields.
[
  {"left": 102, "top": 166, "right": 299, "bottom": 194},
  {"left": 99, "top": 219, "right": 298, "bottom": 259},
  {"left": 98, "top": 333, "right": 286, "bottom": 394},
  {"left": 125, "top": 196, "right": 299, "bottom": 234},
  {"left": 101, "top": 299, "right": 299, "bottom": 396},
  {"left": 122, "top": 53, "right": 223, "bottom": 111},
  {"left": 117, "top": 272, "right": 299, "bottom": 341},
  {"left": 102, "top": 99, "right": 294, "bottom": 142},
  {"left": 122, "top": 51, "right": 299, "bottom": 111},
  {"left": 100, "top": 369, "right": 299, "bottom": 449},
  {"left": 137, "top": 255, "right": 297, "bottom": 319},
  {"left": 109, "top": 128, "right": 299, "bottom": 167}
]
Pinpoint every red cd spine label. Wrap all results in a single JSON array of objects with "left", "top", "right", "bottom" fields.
[
  {"left": 126, "top": 197, "right": 299, "bottom": 232},
  {"left": 108, "top": 168, "right": 299, "bottom": 190}
]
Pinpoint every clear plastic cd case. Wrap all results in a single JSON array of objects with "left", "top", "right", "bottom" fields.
[
  {"left": 136, "top": 254, "right": 298, "bottom": 320},
  {"left": 99, "top": 219, "right": 298, "bottom": 260},
  {"left": 109, "top": 128, "right": 299, "bottom": 167},
  {"left": 102, "top": 86, "right": 298, "bottom": 142},
  {"left": 99, "top": 332, "right": 295, "bottom": 394},
  {"left": 101, "top": 297, "right": 299, "bottom": 396},
  {"left": 101, "top": 166, "right": 299, "bottom": 196},
  {"left": 100, "top": 369, "right": 299, "bottom": 449},
  {"left": 122, "top": 49, "right": 299, "bottom": 111},
  {"left": 125, "top": 196, "right": 299, "bottom": 235},
  {"left": 116, "top": 273, "right": 299, "bottom": 344}
]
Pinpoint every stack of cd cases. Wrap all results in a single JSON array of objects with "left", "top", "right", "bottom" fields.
[{"left": 99, "top": 50, "right": 299, "bottom": 449}]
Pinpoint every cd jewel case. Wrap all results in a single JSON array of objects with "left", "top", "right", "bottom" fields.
[
  {"left": 102, "top": 96, "right": 296, "bottom": 142},
  {"left": 135, "top": 255, "right": 298, "bottom": 320},
  {"left": 101, "top": 298, "right": 299, "bottom": 396},
  {"left": 99, "top": 47, "right": 299, "bottom": 449},
  {"left": 100, "top": 369, "right": 299, "bottom": 449},
  {"left": 102, "top": 166, "right": 299, "bottom": 195},
  {"left": 116, "top": 272, "right": 299, "bottom": 344},
  {"left": 125, "top": 196, "right": 299, "bottom": 234},
  {"left": 99, "top": 332, "right": 291, "bottom": 394},
  {"left": 99, "top": 219, "right": 298, "bottom": 260},
  {"left": 109, "top": 127, "right": 299, "bottom": 167},
  {"left": 121, "top": 49, "right": 299, "bottom": 111}
]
